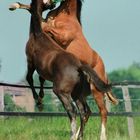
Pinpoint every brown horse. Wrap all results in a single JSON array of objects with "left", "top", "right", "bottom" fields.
[
  {"left": 10, "top": 1, "right": 119, "bottom": 140},
  {"left": 10, "top": 0, "right": 113, "bottom": 139}
]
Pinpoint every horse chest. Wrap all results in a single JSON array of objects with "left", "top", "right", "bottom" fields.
[{"left": 33, "top": 49, "right": 58, "bottom": 80}]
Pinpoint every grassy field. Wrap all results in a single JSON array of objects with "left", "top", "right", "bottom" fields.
[{"left": 0, "top": 116, "right": 140, "bottom": 140}]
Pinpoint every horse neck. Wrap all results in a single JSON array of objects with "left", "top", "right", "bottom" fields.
[
  {"left": 30, "top": 0, "right": 63, "bottom": 51},
  {"left": 57, "top": 0, "right": 82, "bottom": 24},
  {"left": 30, "top": 0, "right": 43, "bottom": 37},
  {"left": 59, "top": 0, "right": 77, "bottom": 16}
]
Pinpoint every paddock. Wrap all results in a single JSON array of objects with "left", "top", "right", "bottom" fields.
[{"left": 0, "top": 81, "right": 140, "bottom": 139}]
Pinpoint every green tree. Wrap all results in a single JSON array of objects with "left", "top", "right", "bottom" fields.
[
  {"left": 109, "top": 62, "right": 140, "bottom": 82},
  {"left": 108, "top": 62, "right": 140, "bottom": 111},
  {"left": 4, "top": 94, "right": 25, "bottom": 111}
]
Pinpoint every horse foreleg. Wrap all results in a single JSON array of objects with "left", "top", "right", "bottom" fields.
[
  {"left": 37, "top": 76, "right": 45, "bottom": 110},
  {"left": 75, "top": 99, "right": 85, "bottom": 140},
  {"left": 9, "top": 2, "right": 30, "bottom": 11},
  {"left": 26, "top": 65, "right": 38, "bottom": 102},
  {"left": 39, "top": 76, "right": 45, "bottom": 98}
]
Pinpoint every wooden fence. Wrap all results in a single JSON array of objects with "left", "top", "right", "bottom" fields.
[{"left": 0, "top": 81, "right": 140, "bottom": 138}]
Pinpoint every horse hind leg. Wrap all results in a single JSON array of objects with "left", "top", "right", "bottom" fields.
[
  {"left": 69, "top": 77, "right": 91, "bottom": 139},
  {"left": 74, "top": 99, "right": 86, "bottom": 140},
  {"left": 80, "top": 82, "right": 92, "bottom": 123},
  {"left": 83, "top": 101, "right": 92, "bottom": 123},
  {"left": 91, "top": 88, "right": 107, "bottom": 140},
  {"left": 53, "top": 91, "right": 77, "bottom": 140},
  {"left": 75, "top": 98, "right": 91, "bottom": 140}
]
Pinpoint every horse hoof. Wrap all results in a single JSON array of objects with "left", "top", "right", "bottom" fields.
[
  {"left": 75, "top": 127, "right": 81, "bottom": 140},
  {"left": 84, "top": 110, "right": 92, "bottom": 123},
  {"left": 9, "top": 3, "right": 20, "bottom": 11},
  {"left": 38, "top": 96, "right": 43, "bottom": 103},
  {"left": 78, "top": 137, "right": 83, "bottom": 140},
  {"left": 37, "top": 103, "right": 44, "bottom": 111},
  {"left": 35, "top": 98, "right": 44, "bottom": 111}
]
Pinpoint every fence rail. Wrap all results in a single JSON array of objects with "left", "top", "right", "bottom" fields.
[
  {"left": 1, "top": 81, "right": 140, "bottom": 88},
  {"left": 0, "top": 82, "right": 52, "bottom": 89},
  {"left": 0, "top": 111, "right": 140, "bottom": 117}
]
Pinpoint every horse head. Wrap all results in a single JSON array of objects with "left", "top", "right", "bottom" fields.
[
  {"left": 42, "top": 0, "right": 56, "bottom": 10},
  {"left": 42, "top": 0, "right": 65, "bottom": 10}
]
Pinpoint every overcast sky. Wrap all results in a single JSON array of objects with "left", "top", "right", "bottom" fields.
[{"left": 0, "top": 0, "right": 140, "bottom": 83}]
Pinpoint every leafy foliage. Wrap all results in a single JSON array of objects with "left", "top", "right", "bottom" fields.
[
  {"left": 4, "top": 94, "right": 25, "bottom": 112},
  {"left": 109, "top": 62, "right": 140, "bottom": 82},
  {"left": 108, "top": 62, "right": 140, "bottom": 112}
]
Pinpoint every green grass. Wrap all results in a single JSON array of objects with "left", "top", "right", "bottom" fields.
[{"left": 0, "top": 116, "right": 140, "bottom": 140}]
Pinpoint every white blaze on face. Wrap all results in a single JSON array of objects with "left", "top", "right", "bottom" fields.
[{"left": 43, "top": 0, "right": 51, "bottom": 4}]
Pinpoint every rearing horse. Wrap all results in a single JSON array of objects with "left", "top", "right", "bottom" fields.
[
  {"left": 10, "top": 0, "right": 113, "bottom": 139},
  {"left": 9, "top": 1, "right": 118, "bottom": 140}
]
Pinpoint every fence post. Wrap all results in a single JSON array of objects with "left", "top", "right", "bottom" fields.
[
  {"left": 122, "top": 86, "right": 134, "bottom": 138},
  {"left": 105, "top": 96, "right": 111, "bottom": 112},
  {"left": 0, "top": 86, "right": 4, "bottom": 111}
]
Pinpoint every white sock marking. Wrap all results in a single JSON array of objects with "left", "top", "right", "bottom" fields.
[{"left": 100, "top": 123, "right": 107, "bottom": 140}]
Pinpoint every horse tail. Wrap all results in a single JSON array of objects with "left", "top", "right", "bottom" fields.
[
  {"left": 79, "top": 64, "right": 118, "bottom": 104},
  {"left": 79, "top": 64, "right": 111, "bottom": 92},
  {"left": 9, "top": 2, "right": 30, "bottom": 12},
  {"left": 105, "top": 92, "right": 118, "bottom": 105}
]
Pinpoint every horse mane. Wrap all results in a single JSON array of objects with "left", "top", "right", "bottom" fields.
[
  {"left": 77, "top": 0, "right": 83, "bottom": 25},
  {"left": 59, "top": 0, "right": 83, "bottom": 25}
]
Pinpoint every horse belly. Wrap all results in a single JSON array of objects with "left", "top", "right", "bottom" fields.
[
  {"left": 66, "top": 44, "right": 94, "bottom": 66},
  {"left": 35, "top": 62, "right": 52, "bottom": 81}
]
